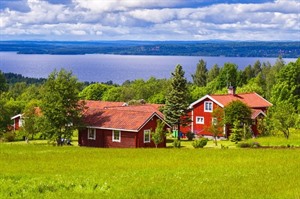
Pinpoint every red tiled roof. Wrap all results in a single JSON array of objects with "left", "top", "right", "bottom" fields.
[
  {"left": 209, "top": 93, "right": 272, "bottom": 108},
  {"left": 82, "top": 100, "right": 166, "bottom": 131}
]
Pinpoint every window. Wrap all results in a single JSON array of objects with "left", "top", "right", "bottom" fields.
[
  {"left": 112, "top": 130, "right": 121, "bottom": 142},
  {"left": 88, "top": 128, "right": 96, "bottom": 140},
  {"left": 204, "top": 101, "right": 213, "bottom": 112},
  {"left": 212, "top": 117, "right": 217, "bottom": 125},
  {"left": 144, "top": 129, "right": 151, "bottom": 143},
  {"left": 196, "top": 116, "right": 204, "bottom": 124}
]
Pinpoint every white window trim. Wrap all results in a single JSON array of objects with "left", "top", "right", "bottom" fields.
[
  {"left": 112, "top": 130, "right": 121, "bottom": 142},
  {"left": 196, "top": 116, "right": 205, "bottom": 124},
  {"left": 144, "top": 129, "right": 151, "bottom": 143},
  {"left": 212, "top": 117, "right": 217, "bottom": 125},
  {"left": 204, "top": 101, "right": 213, "bottom": 112},
  {"left": 88, "top": 128, "right": 96, "bottom": 140}
]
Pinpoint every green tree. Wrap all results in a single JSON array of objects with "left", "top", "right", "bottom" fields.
[
  {"left": 216, "top": 63, "right": 238, "bottom": 90},
  {"left": 22, "top": 100, "right": 41, "bottom": 141},
  {"left": 229, "top": 120, "right": 243, "bottom": 142},
  {"left": 0, "top": 99, "right": 11, "bottom": 134},
  {"left": 163, "top": 64, "right": 189, "bottom": 141},
  {"left": 0, "top": 70, "right": 8, "bottom": 94},
  {"left": 207, "top": 64, "right": 220, "bottom": 83},
  {"left": 269, "top": 102, "right": 296, "bottom": 139},
  {"left": 79, "top": 83, "right": 112, "bottom": 100},
  {"left": 253, "top": 60, "right": 262, "bottom": 76},
  {"left": 271, "top": 58, "right": 300, "bottom": 110},
  {"left": 41, "top": 69, "right": 84, "bottom": 145},
  {"left": 224, "top": 100, "right": 252, "bottom": 138},
  {"left": 192, "top": 59, "right": 207, "bottom": 86},
  {"left": 151, "top": 120, "right": 166, "bottom": 148},
  {"left": 207, "top": 107, "right": 224, "bottom": 146},
  {"left": 224, "top": 100, "right": 252, "bottom": 125}
]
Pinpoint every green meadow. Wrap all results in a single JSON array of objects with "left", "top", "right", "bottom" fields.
[{"left": 1, "top": 141, "right": 300, "bottom": 199}]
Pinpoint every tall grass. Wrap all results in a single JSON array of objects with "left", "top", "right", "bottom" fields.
[{"left": 1, "top": 144, "right": 299, "bottom": 198}]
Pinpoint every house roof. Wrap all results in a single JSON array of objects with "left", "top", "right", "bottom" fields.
[
  {"left": 251, "top": 109, "right": 266, "bottom": 119},
  {"left": 82, "top": 100, "right": 168, "bottom": 132},
  {"left": 190, "top": 92, "right": 272, "bottom": 109}
]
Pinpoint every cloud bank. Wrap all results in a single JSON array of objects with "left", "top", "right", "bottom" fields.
[{"left": 0, "top": 0, "right": 299, "bottom": 41}]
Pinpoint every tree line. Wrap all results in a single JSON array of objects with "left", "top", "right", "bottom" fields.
[{"left": 0, "top": 57, "right": 299, "bottom": 142}]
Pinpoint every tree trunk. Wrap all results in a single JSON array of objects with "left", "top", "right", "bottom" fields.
[
  {"left": 214, "top": 137, "right": 217, "bottom": 146},
  {"left": 177, "top": 122, "right": 180, "bottom": 141}
]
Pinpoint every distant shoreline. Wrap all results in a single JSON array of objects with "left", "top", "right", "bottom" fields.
[{"left": 0, "top": 40, "right": 299, "bottom": 58}]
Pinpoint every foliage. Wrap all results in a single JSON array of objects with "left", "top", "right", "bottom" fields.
[
  {"left": 271, "top": 58, "right": 300, "bottom": 110},
  {"left": 192, "top": 59, "right": 207, "bottom": 86},
  {"left": 22, "top": 100, "right": 41, "bottom": 140},
  {"left": 40, "top": 69, "right": 85, "bottom": 144},
  {"left": 224, "top": 100, "right": 252, "bottom": 126},
  {"left": 268, "top": 102, "right": 296, "bottom": 139},
  {"left": 186, "top": 131, "right": 194, "bottom": 141},
  {"left": 151, "top": 120, "right": 166, "bottom": 148},
  {"left": 216, "top": 63, "right": 238, "bottom": 89},
  {"left": 0, "top": 70, "right": 8, "bottom": 93},
  {"left": 2, "top": 131, "right": 16, "bottom": 142},
  {"left": 207, "top": 107, "right": 224, "bottom": 146},
  {"left": 172, "top": 139, "right": 181, "bottom": 148},
  {"left": 229, "top": 120, "right": 243, "bottom": 142},
  {"left": 163, "top": 64, "right": 189, "bottom": 140},
  {"left": 79, "top": 83, "right": 112, "bottom": 100},
  {"left": 192, "top": 138, "right": 208, "bottom": 148},
  {"left": 237, "top": 141, "right": 260, "bottom": 148}
]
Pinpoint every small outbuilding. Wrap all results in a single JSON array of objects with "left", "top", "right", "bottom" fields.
[{"left": 78, "top": 101, "right": 170, "bottom": 148}]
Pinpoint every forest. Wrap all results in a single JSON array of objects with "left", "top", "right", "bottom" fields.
[
  {"left": 0, "top": 40, "right": 299, "bottom": 58},
  {"left": 0, "top": 56, "right": 299, "bottom": 142}
]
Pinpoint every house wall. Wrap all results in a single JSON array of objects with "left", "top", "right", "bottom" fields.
[
  {"left": 191, "top": 98, "right": 222, "bottom": 136},
  {"left": 14, "top": 117, "right": 20, "bottom": 130},
  {"left": 78, "top": 116, "right": 166, "bottom": 148},
  {"left": 136, "top": 115, "right": 166, "bottom": 148}
]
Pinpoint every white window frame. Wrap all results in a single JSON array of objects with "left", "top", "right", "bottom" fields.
[
  {"left": 144, "top": 129, "right": 151, "bottom": 143},
  {"left": 204, "top": 101, "right": 213, "bottom": 112},
  {"left": 88, "top": 128, "right": 96, "bottom": 140},
  {"left": 212, "top": 117, "right": 217, "bottom": 125},
  {"left": 196, "top": 116, "right": 205, "bottom": 124},
  {"left": 112, "top": 130, "right": 121, "bottom": 142}
]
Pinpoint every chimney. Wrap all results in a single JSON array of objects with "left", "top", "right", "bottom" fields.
[{"left": 228, "top": 86, "right": 235, "bottom": 95}]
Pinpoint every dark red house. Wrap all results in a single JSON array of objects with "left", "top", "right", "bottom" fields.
[
  {"left": 11, "top": 114, "right": 23, "bottom": 131},
  {"left": 181, "top": 87, "right": 272, "bottom": 138},
  {"left": 78, "top": 100, "right": 170, "bottom": 148}
]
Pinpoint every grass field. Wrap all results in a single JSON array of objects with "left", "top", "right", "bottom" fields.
[{"left": 1, "top": 142, "right": 300, "bottom": 199}]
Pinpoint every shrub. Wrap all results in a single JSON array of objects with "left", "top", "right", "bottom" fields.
[
  {"left": 3, "top": 131, "right": 16, "bottom": 142},
  {"left": 237, "top": 142, "right": 261, "bottom": 148},
  {"left": 186, "top": 131, "right": 194, "bottom": 141},
  {"left": 173, "top": 140, "right": 181, "bottom": 148},
  {"left": 237, "top": 142, "right": 251, "bottom": 148},
  {"left": 192, "top": 138, "right": 208, "bottom": 148}
]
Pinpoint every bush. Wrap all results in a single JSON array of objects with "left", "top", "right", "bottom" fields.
[
  {"left": 186, "top": 131, "right": 194, "bottom": 141},
  {"left": 173, "top": 140, "right": 181, "bottom": 148},
  {"left": 192, "top": 138, "right": 208, "bottom": 148},
  {"left": 3, "top": 131, "right": 16, "bottom": 142},
  {"left": 237, "top": 142, "right": 261, "bottom": 148}
]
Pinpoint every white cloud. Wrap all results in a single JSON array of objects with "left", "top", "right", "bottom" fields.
[{"left": 0, "top": 0, "right": 299, "bottom": 40}]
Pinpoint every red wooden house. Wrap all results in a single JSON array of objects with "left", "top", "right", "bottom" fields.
[
  {"left": 11, "top": 114, "right": 23, "bottom": 131},
  {"left": 78, "top": 100, "right": 170, "bottom": 148},
  {"left": 181, "top": 87, "right": 272, "bottom": 138}
]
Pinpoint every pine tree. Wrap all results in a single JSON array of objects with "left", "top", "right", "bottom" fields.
[
  {"left": 163, "top": 64, "right": 189, "bottom": 140},
  {"left": 192, "top": 59, "right": 208, "bottom": 86}
]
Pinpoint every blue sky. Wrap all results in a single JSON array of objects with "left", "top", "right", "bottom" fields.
[{"left": 0, "top": 0, "right": 299, "bottom": 41}]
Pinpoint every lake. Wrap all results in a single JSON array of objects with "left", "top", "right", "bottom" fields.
[{"left": 0, "top": 52, "right": 296, "bottom": 84}]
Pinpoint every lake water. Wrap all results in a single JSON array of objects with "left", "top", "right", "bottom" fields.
[{"left": 0, "top": 52, "right": 296, "bottom": 84}]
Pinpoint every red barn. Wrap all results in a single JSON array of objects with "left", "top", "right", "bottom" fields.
[
  {"left": 181, "top": 87, "right": 272, "bottom": 138},
  {"left": 78, "top": 101, "right": 170, "bottom": 148}
]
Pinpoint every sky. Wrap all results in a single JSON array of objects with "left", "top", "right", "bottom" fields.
[{"left": 0, "top": 0, "right": 299, "bottom": 41}]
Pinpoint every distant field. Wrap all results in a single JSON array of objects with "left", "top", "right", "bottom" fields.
[{"left": 0, "top": 143, "right": 299, "bottom": 199}]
